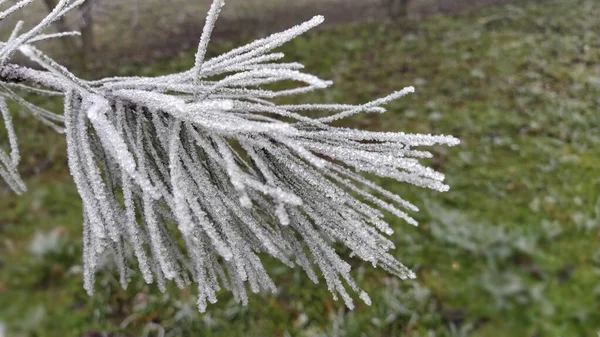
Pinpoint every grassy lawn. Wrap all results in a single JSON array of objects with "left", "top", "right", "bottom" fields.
[{"left": 1, "top": 0, "right": 600, "bottom": 336}]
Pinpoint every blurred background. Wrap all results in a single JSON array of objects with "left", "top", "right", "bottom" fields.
[{"left": 1, "top": 0, "right": 599, "bottom": 336}]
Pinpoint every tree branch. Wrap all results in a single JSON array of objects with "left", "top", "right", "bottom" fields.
[{"left": 0, "top": 63, "right": 71, "bottom": 92}]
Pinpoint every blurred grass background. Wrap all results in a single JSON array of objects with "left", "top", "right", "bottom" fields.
[{"left": 1, "top": 0, "right": 600, "bottom": 336}]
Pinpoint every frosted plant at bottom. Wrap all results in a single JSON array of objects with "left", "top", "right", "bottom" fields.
[{"left": 0, "top": 0, "right": 459, "bottom": 311}]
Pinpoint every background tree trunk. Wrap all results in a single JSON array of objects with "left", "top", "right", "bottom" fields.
[
  {"left": 43, "top": 0, "right": 96, "bottom": 72},
  {"left": 79, "top": 0, "right": 95, "bottom": 71},
  {"left": 42, "top": 0, "right": 77, "bottom": 49},
  {"left": 386, "top": 0, "right": 411, "bottom": 19}
]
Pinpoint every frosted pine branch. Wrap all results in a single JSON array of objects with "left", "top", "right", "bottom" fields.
[{"left": 0, "top": 0, "right": 459, "bottom": 311}]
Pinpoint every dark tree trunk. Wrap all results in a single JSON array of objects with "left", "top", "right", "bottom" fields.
[
  {"left": 386, "top": 0, "right": 410, "bottom": 19},
  {"left": 79, "top": 0, "right": 95, "bottom": 70},
  {"left": 42, "top": 0, "right": 95, "bottom": 72},
  {"left": 42, "top": 0, "right": 77, "bottom": 49}
]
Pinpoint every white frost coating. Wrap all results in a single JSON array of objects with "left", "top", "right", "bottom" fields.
[
  {"left": 0, "top": 0, "right": 460, "bottom": 312},
  {"left": 186, "top": 99, "right": 234, "bottom": 113},
  {"left": 317, "top": 86, "right": 416, "bottom": 123},
  {"left": 86, "top": 96, "right": 136, "bottom": 173}
]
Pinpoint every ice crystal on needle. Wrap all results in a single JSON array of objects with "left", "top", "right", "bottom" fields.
[{"left": 0, "top": 0, "right": 459, "bottom": 311}]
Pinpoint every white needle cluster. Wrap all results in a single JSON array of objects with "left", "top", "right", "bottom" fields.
[{"left": 0, "top": 0, "right": 459, "bottom": 311}]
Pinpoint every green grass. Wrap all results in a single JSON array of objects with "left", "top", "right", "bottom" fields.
[{"left": 1, "top": 0, "right": 600, "bottom": 336}]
